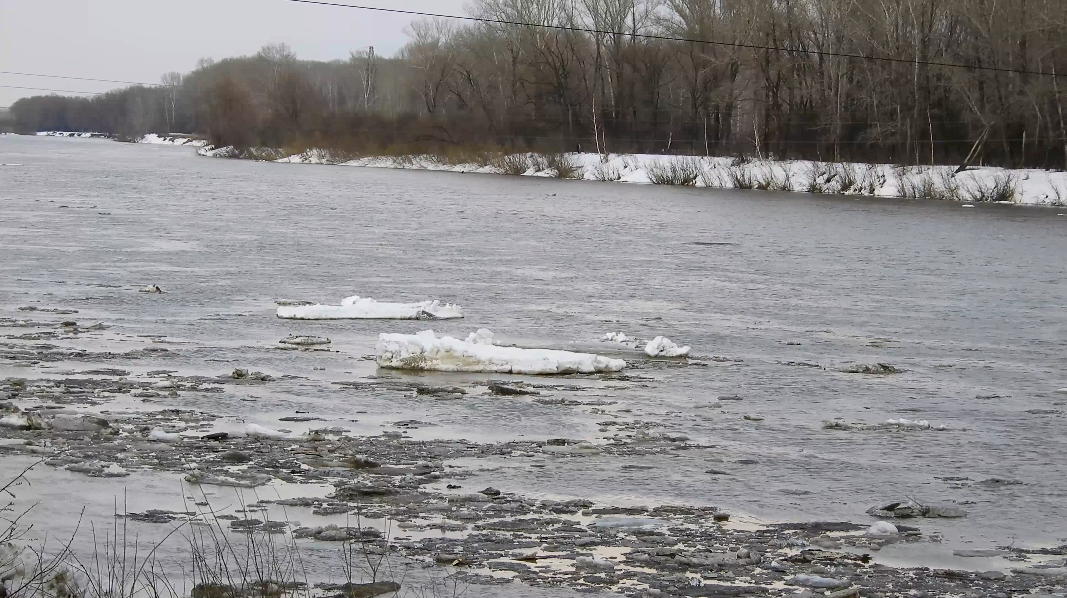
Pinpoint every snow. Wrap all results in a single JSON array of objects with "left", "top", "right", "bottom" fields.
[
  {"left": 148, "top": 429, "right": 182, "bottom": 442},
  {"left": 212, "top": 148, "right": 1067, "bottom": 207},
  {"left": 138, "top": 134, "right": 207, "bottom": 147},
  {"left": 277, "top": 295, "right": 463, "bottom": 320},
  {"left": 36, "top": 131, "right": 108, "bottom": 139},
  {"left": 376, "top": 329, "right": 627, "bottom": 375},
  {"left": 867, "top": 521, "right": 899, "bottom": 536},
  {"left": 245, "top": 423, "right": 287, "bottom": 439},
  {"left": 644, "top": 336, "right": 691, "bottom": 357}
]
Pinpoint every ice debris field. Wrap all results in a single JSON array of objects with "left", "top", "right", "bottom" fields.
[
  {"left": 277, "top": 295, "right": 463, "bottom": 320},
  {"left": 376, "top": 329, "right": 627, "bottom": 375}
]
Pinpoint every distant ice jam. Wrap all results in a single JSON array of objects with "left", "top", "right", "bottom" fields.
[
  {"left": 277, "top": 295, "right": 463, "bottom": 320},
  {"left": 376, "top": 329, "right": 627, "bottom": 375}
]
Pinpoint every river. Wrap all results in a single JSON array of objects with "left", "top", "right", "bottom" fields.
[{"left": 2, "top": 134, "right": 1066, "bottom": 573}]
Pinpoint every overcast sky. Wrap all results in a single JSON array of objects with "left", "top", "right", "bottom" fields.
[{"left": 0, "top": 0, "right": 469, "bottom": 107}]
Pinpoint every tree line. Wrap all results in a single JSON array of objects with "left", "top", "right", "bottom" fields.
[{"left": 11, "top": 0, "right": 1067, "bottom": 169}]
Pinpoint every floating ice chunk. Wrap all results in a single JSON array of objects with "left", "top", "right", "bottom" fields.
[
  {"left": 887, "top": 418, "right": 930, "bottom": 428},
  {"left": 139, "top": 285, "right": 164, "bottom": 294},
  {"left": 886, "top": 418, "right": 947, "bottom": 430},
  {"left": 277, "top": 295, "right": 463, "bottom": 320},
  {"left": 1055, "top": 388, "right": 1067, "bottom": 395},
  {"left": 245, "top": 423, "right": 287, "bottom": 439},
  {"left": 574, "top": 556, "right": 616, "bottom": 572},
  {"left": 866, "top": 521, "right": 899, "bottom": 536},
  {"left": 602, "top": 332, "right": 630, "bottom": 343},
  {"left": 102, "top": 464, "right": 129, "bottom": 477},
  {"left": 466, "top": 328, "right": 495, "bottom": 345},
  {"left": 0, "top": 415, "right": 30, "bottom": 429},
  {"left": 376, "top": 330, "right": 626, "bottom": 375},
  {"left": 789, "top": 574, "right": 851, "bottom": 589},
  {"left": 279, "top": 335, "right": 331, "bottom": 346},
  {"left": 644, "top": 336, "right": 691, "bottom": 357},
  {"left": 149, "top": 429, "right": 182, "bottom": 443}
]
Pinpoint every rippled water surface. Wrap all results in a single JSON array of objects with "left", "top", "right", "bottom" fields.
[{"left": 2, "top": 134, "right": 1067, "bottom": 556}]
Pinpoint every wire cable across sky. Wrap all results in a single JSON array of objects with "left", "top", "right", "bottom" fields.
[
  {"left": 0, "top": 71, "right": 159, "bottom": 87},
  {"left": 0, "top": 85, "right": 103, "bottom": 95},
  {"left": 284, "top": 0, "right": 1067, "bottom": 78}
]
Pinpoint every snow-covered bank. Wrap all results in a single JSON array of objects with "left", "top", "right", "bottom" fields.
[
  {"left": 192, "top": 144, "right": 1067, "bottom": 207},
  {"left": 36, "top": 131, "right": 110, "bottom": 139},
  {"left": 376, "top": 329, "right": 626, "bottom": 374},
  {"left": 35, "top": 132, "right": 206, "bottom": 146},
  {"left": 277, "top": 295, "right": 463, "bottom": 320},
  {"left": 137, "top": 133, "right": 207, "bottom": 147}
]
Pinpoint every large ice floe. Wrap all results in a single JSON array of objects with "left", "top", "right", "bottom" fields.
[
  {"left": 376, "top": 329, "right": 626, "bottom": 374},
  {"left": 277, "top": 295, "right": 463, "bottom": 320}
]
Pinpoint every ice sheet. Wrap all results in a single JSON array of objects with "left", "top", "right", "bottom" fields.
[{"left": 376, "top": 329, "right": 626, "bottom": 375}]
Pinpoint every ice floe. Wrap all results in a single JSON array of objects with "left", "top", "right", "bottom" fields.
[
  {"left": 376, "top": 329, "right": 626, "bottom": 375},
  {"left": 148, "top": 429, "right": 182, "bottom": 442},
  {"left": 245, "top": 423, "right": 287, "bottom": 439},
  {"left": 789, "top": 574, "right": 851, "bottom": 589},
  {"left": 277, "top": 295, "right": 463, "bottom": 320},
  {"left": 886, "top": 418, "right": 948, "bottom": 430},
  {"left": 866, "top": 521, "right": 899, "bottom": 536},
  {"left": 602, "top": 332, "right": 632, "bottom": 344},
  {"left": 644, "top": 336, "right": 691, "bottom": 357}
]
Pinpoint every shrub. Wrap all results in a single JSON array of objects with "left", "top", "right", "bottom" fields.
[
  {"left": 544, "top": 153, "right": 584, "bottom": 179},
  {"left": 492, "top": 153, "right": 531, "bottom": 175},
  {"left": 834, "top": 163, "right": 858, "bottom": 193},
  {"left": 854, "top": 164, "right": 883, "bottom": 195},
  {"left": 726, "top": 164, "right": 755, "bottom": 189},
  {"left": 754, "top": 165, "right": 792, "bottom": 191},
  {"left": 805, "top": 163, "right": 834, "bottom": 193},
  {"left": 591, "top": 161, "right": 621, "bottom": 182},
  {"left": 647, "top": 158, "right": 702, "bottom": 186},
  {"left": 966, "top": 172, "right": 1018, "bottom": 203},
  {"left": 699, "top": 164, "right": 725, "bottom": 188}
]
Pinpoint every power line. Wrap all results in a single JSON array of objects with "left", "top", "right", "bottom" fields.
[
  {"left": 284, "top": 0, "right": 1067, "bottom": 78},
  {"left": 0, "top": 85, "right": 102, "bottom": 95},
  {"left": 0, "top": 71, "right": 160, "bottom": 87}
]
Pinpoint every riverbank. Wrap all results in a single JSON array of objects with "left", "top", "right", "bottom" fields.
[
  {"left": 18, "top": 132, "right": 1067, "bottom": 207},
  {"left": 201, "top": 144, "right": 1067, "bottom": 208}
]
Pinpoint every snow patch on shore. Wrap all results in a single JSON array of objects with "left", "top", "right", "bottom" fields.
[
  {"left": 376, "top": 329, "right": 626, "bottom": 375},
  {"left": 246, "top": 148, "right": 1067, "bottom": 207},
  {"left": 139, "top": 134, "right": 207, "bottom": 147},
  {"left": 37, "top": 131, "right": 109, "bottom": 139},
  {"left": 277, "top": 295, "right": 463, "bottom": 320}
]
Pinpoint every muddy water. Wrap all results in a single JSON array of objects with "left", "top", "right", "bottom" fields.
[{"left": 2, "top": 135, "right": 1067, "bottom": 559}]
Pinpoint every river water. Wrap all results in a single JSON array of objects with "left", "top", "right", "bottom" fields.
[{"left": 2, "top": 134, "right": 1066, "bottom": 565}]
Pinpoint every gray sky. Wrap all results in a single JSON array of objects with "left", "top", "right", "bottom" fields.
[{"left": 0, "top": 0, "right": 468, "bottom": 107}]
